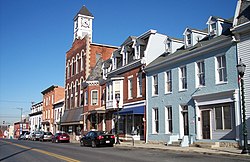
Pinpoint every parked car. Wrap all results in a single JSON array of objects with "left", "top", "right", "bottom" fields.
[
  {"left": 31, "top": 131, "right": 42, "bottom": 141},
  {"left": 23, "top": 132, "right": 30, "bottom": 140},
  {"left": 51, "top": 132, "right": 70, "bottom": 143},
  {"left": 28, "top": 132, "right": 34, "bottom": 140},
  {"left": 18, "top": 134, "right": 25, "bottom": 140},
  {"left": 39, "top": 132, "right": 53, "bottom": 142},
  {"left": 80, "top": 131, "right": 115, "bottom": 148}
]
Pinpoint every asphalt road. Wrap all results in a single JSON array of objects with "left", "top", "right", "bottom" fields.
[{"left": 0, "top": 139, "right": 249, "bottom": 162}]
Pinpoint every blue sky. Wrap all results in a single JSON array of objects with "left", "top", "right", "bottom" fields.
[{"left": 0, "top": 0, "right": 237, "bottom": 124}]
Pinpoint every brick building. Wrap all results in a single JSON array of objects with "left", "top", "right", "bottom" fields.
[
  {"left": 103, "top": 30, "right": 175, "bottom": 141},
  {"left": 61, "top": 6, "right": 117, "bottom": 141},
  {"left": 41, "top": 85, "right": 65, "bottom": 133}
]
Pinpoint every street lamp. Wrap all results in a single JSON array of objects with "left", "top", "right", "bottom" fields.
[
  {"left": 237, "top": 59, "right": 249, "bottom": 154},
  {"left": 115, "top": 93, "right": 120, "bottom": 144}
]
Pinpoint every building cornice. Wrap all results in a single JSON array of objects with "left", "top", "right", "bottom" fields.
[
  {"left": 108, "top": 60, "right": 142, "bottom": 77},
  {"left": 146, "top": 36, "right": 233, "bottom": 72}
]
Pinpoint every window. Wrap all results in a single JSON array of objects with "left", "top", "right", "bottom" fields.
[
  {"left": 137, "top": 73, "right": 142, "bottom": 97},
  {"left": 107, "top": 84, "right": 110, "bottom": 101},
  {"left": 67, "top": 62, "right": 70, "bottom": 79},
  {"left": 179, "top": 66, "right": 187, "bottom": 90},
  {"left": 84, "top": 91, "right": 88, "bottom": 105},
  {"left": 76, "top": 55, "right": 79, "bottom": 74},
  {"left": 165, "top": 71, "right": 172, "bottom": 93},
  {"left": 211, "top": 22, "right": 216, "bottom": 33},
  {"left": 197, "top": 61, "right": 205, "bottom": 87},
  {"left": 91, "top": 90, "right": 98, "bottom": 105},
  {"left": 216, "top": 55, "right": 227, "bottom": 83},
  {"left": 153, "top": 75, "right": 158, "bottom": 95},
  {"left": 72, "top": 58, "right": 75, "bottom": 76},
  {"left": 128, "top": 77, "right": 133, "bottom": 99},
  {"left": 215, "top": 105, "right": 231, "bottom": 130},
  {"left": 81, "top": 52, "right": 85, "bottom": 71},
  {"left": 187, "top": 34, "right": 191, "bottom": 46},
  {"left": 152, "top": 108, "right": 159, "bottom": 133},
  {"left": 165, "top": 106, "right": 173, "bottom": 133}
]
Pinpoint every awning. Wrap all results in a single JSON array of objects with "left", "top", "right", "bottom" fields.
[
  {"left": 61, "top": 107, "right": 83, "bottom": 125},
  {"left": 89, "top": 107, "right": 106, "bottom": 114},
  {"left": 115, "top": 106, "right": 144, "bottom": 115}
]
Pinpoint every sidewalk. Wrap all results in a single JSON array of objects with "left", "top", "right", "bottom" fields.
[{"left": 114, "top": 141, "right": 250, "bottom": 159}]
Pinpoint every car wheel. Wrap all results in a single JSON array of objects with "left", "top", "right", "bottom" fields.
[
  {"left": 80, "top": 141, "right": 84, "bottom": 147},
  {"left": 91, "top": 140, "right": 96, "bottom": 148}
]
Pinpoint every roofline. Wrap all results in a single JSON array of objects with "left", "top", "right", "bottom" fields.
[
  {"left": 41, "top": 85, "right": 64, "bottom": 94},
  {"left": 91, "top": 42, "right": 119, "bottom": 48},
  {"left": 146, "top": 36, "right": 233, "bottom": 73},
  {"left": 138, "top": 29, "right": 157, "bottom": 39}
]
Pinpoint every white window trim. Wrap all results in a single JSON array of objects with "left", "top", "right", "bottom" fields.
[
  {"left": 152, "top": 75, "right": 158, "bottom": 96},
  {"left": 165, "top": 106, "right": 172, "bottom": 134},
  {"left": 137, "top": 73, "right": 142, "bottom": 97},
  {"left": 152, "top": 108, "right": 159, "bottom": 134},
  {"left": 196, "top": 61, "right": 205, "bottom": 88},
  {"left": 91, "top": 90, "right": 98, "bottom": 106},
  {"left": 214, "top": 105, "right": 232, "bottom": 130},
  {"left": 215, "top": 55, "right": 227, "bottom": 84},
  {"left": 84, "top": 91, "right": 88, "bottom": 106},
  {"left": 165, "top": 70, "right": 172, "bottom": 94},
  {"left": 128, "top": 76, "right": 133, "bottom": 99},
  {"left": 179, "top": 66, "right": 187, "bottom": 91}
]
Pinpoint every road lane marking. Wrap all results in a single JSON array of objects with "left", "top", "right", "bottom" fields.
[{"left": 0, "top": 140, "right": 81, "bottom": 162}]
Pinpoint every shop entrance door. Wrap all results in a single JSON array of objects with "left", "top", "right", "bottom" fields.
[{"left": 202, "top": 110, "right": 210, "bottom": 139}]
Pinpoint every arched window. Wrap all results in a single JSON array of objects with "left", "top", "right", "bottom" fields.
[
  {"left": 76, "top": 54, "right": 79, "bottom": 74},
  {"left": 67, "top": 61, "right": 70, "bottom": 79},
  {"left": 75, "top": 80, "right": 79, "bottom": 107},
  {"left": 80, "top": 78, "right": 84, "bottom": 106},
  {"left": 81, "top": 50, "right": 85, "bottom": 71},
  {"left": 72, "top": 58, "right": 75, "bottom": 76},
  {"left": 71, "top": 82, "right": 74, "bottom": 108},
  {"left": 66, "top": 84, "right": 70, "bottom": 109}
]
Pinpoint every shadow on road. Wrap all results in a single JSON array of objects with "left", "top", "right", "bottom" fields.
[{"left": 0, "top": 148, "right": 32, "bottom": 161}]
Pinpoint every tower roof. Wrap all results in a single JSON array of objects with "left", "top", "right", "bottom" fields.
[{"left": 74, "top": 5, "right": 93, "bottom": 19}]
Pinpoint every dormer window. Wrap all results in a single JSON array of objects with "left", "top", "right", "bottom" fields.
[
  {"left": 164, "top": 38, "right": 172, "bottom": 53},
  {"left": 187, "top": 34, "right": 191, "bottom": 46},
  {"left": 210, "top": 22, "right": 217, "bottom": 35}
]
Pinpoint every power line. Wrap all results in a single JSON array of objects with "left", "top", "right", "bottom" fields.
[{"left": 0, "top": 100, "right": 33, "bottom": 103}]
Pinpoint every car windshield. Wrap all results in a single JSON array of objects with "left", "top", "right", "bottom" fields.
[
  {"left": 96, "top": 131, "right": 107, "bottom": 135},
  {"left": 44, "top": 132, "right": 52, "bottom": 135}
]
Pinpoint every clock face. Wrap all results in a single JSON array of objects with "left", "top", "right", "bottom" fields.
[{"left": 81, "top": 18, "right": 90, "bottom": 28}]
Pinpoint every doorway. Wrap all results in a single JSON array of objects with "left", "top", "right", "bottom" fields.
[
  {"left": 182, "top": 105, "right": 189, "bottom": 135},
  {"left": 201, "top": 110, "right": 210, "bottom": 139}
]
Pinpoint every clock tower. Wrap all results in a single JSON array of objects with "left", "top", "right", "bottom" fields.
[{"left": 73, "top": 6, "right": 94, "bottom": 41}]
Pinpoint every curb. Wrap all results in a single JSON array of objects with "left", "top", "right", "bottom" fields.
[{"left": 114, "top": 143, "right": 250, "bottom": 160}]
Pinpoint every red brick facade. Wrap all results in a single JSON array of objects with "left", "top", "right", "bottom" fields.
[{"left": 41, "top": 85, "right": 65, "bottom": 132}]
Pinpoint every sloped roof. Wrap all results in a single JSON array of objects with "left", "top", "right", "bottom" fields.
[
  {"left": 237, "top": 1, "right": 250, "bottom": 25},
  {"left": 87, "top": 58, "right": 104, "bottom": 81},
  {"left": 146, "top": 33, "right": 232, "bottom": 71},
  {"left": 74, "top": 5, "right": 93, "bottom": 19},
  {"left": 121, "top": 36, "right": 137, "bottom": 46}
]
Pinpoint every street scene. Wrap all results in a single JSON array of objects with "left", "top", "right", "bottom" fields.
[
  {"left": 1, "top": 0, "right": 250, "bottom": 161},
  {"left": 0, "top": 139, "right": 249, "bottom": 162}
]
